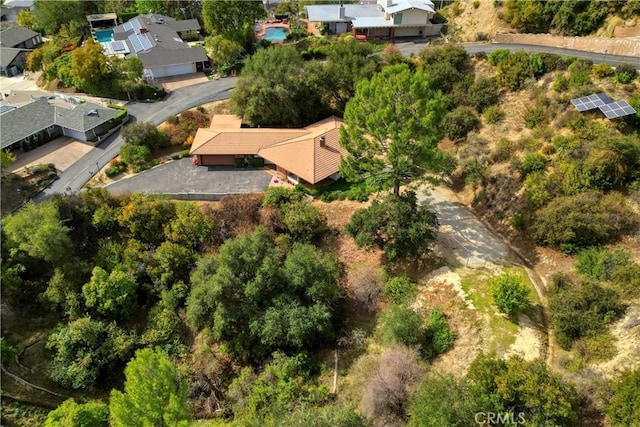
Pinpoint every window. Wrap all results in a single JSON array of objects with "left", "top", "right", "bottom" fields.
[{"left": 394, "top": 13, "right": 402, "bottom": 25}]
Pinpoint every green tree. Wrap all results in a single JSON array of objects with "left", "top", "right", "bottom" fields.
[
  {"left": 491, "top": 272, "right": 530, "bottom": 315},
  {"left": 606, "top": 368, "right": 640, "bottom": 427},
  {"left": 164, "top": 202, "right": 213, "bottom": 250},
  {"left": 281, "top": 200, "right": 327, "bottom": 242},
  {"left": 110, "top": 348, "right": 192, "bottom": 427},
  {"left": 408, "top": 374, "right": 476, "bottom": 427},
  {"left": 339, "top": 64, "right": 448, "bottom": 195},
  {"left": 82, "top": 266, "right": 138, "bottom": 319},
  {"left": 379, "top": 305, "right": 426, "bottom": 347},
  {"left": 186, "top": 228, "right": 343, "bottom": 362},
  {"left": 46, "top": 318, "right": 136, "bottom": 389},
  {"left": 202, "top": 0, "right": 265, "bottom": 37},
  {"left": 228, "top": 352, "right": 329, "bottom": 424},
  {"left": 121, "top": 122, "right": 170, "bottom": 150},
  {"left": 147, "top": 241, "right": 195, "bottom": 290},
  {"left": 45, "top": 399, "right": 109, "bottom": 427},
  {"left": 71, "top": 39, "right": 107, "bottom": 89},
  {"left": 305, "top": 38, "right": 379, "bottom": 114},
  {"left": 2, "top": 201, "right": 72, "bottom": 265},
  {"left": 118, "top": 194, "right": 176, "bottom": 245},
  {"left": 467, "top": 354, "right": 579, "bottom": 426},
  {"left": 17, "top": 9, "right": 37, "bottom": 29},
  {"left": 418, "top": 44, "right": 470, "bottom": 94},
  {"left": 466, "top": 77, "right": 500, "bottom": 112},
  {"left": 1, "top": 149, "right": 17, "bottom": 175},
  {"left": 345, "top": 191, "right": 439, "bottom": 263},
  {"left": 119, "top": 143, "right": 150, "bottom": 165},
  {"left": 33, "top": 0, "right": 97, "bottom": 35},
  {"left": 232, "top": 45, "right": 324, "bottom": 127},
  {"left": 205, "top": 35, "right": 244, "bottom": 68},
  {"left": 384, "top": 276, "right": 417, "bottom": 305}
]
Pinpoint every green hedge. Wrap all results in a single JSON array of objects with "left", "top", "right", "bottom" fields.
[{"left": 248, "top": 157, "right": 264, "bottom": 168}]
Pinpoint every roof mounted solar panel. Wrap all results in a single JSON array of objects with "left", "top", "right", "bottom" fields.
[
  {"left": 129, "top": 34, "right": 143, "bottom": 52},
  {"left": 140, "top": 34, "right": 153, "bottom": 50},
  {"left": 123, "top": 21, "right": 132, "bottom": 32}
]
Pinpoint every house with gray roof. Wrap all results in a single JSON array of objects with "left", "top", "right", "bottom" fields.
[
  {"left": 109, "top": 14, "right": 208, "bottom": 80},
  {"left": 306, "top": 0, "right": 443, "bottom": 40},
  {"left": 0, "top": 26, "right": 42, "bottom": 49},
  {"left": 0, "top": 26, "right": 42, "bottom": 76},
  {"left": 0, "top": 47, "right": 26, "bottom": 76},
  {"left": 0, "top": 95, "right": 122, "bottom": 151}
]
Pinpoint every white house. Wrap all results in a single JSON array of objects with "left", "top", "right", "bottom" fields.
[{"left": 306, "top": 0, "right": 443, "bottom": 40}]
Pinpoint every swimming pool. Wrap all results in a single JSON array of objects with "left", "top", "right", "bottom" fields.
[
  {"left": 262, "top": 27, "right": 288, "bottom": 42},
  {"left": 95, "top": 29, "right": 114, "bottom": 43}
]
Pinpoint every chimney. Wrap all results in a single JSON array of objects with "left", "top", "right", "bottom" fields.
[
  {"left": 339, "top": 4, "right": 345, "bottom": 19},
  {"left": 319, "top": 135, "right": 326, "bottom": 147},
  {"left": 386, "top": 0, "right": 392, "bottom": 7}
]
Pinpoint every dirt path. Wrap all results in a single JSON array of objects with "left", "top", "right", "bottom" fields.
[{"left": 418, "top": 184, "right": 554, "bottom": 366}]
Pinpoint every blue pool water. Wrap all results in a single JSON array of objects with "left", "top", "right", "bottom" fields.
[
  {"left": 262, "top": 27, "right": 288, "bottom": 42},
  {"left": 95, "top": 29, "right": 114, "bottom": 43}
]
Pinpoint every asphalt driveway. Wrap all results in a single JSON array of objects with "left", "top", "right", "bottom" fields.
[{"left": 104, "top": 158, "right": 272, "bottom": 198}]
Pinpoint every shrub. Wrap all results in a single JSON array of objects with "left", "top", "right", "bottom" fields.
[
  {"left": 473, "top": 0, "right": 480, "bottom": 8},
  {"left": 282, "top": 200, "right": 327, "bottom": 242},
  {"left": 568, "top": 71, "right": 592, "bottom": 89},
  {"left": 180, "top": 150, "right": 190, "bottom": 157},
  {"left": 483, "top": 105, "right": 505, "bottom": 124},
  {"left": 426, "top": 308, "right": 455, "bottom": 356},
  {"left": 262, "top": 186, "right": 304, "bottom": 208},
  {"left": 552, "top": 74, "right": 569, "bottom": 92},
  {"left": 615, "top": 63, "right": 638, "bottom": 84},
  {"left": 548, "top": 277, "right": 623, "bottom": 350},
  {"left": 520, "top": 152, "right": 548, "bottom": 175},
  {"left": 606, "top": 368, "right": 640, "bottom": 426},
  {"left": 106, "top": 167, "right": 121, "bottom": 177},
  {"left": 523, "top": 105, "right": 547, "bottom": 129},
  {"left": 442, "top": 106, "right": 481, "bottom": 140},
  {"left": 467, "top": 78, "right": 499, "bottom": 112},
  {"left": 530, "top": 191, "right": 634, "bottom": 252},
  {"left": 170, "top": 152, "right": 182, "bottom": 160},
  {"left": 247, "top": 157, "right": 264, "bottom": 168},
  {"left": 491, "top": 272, "right": 529, "bottom": 315},
  {"left": 233, "top": 158, "right": 245, "bottom": 168},
  {"left": 592, "top": 63, "right": 615, "bottom": 78},
  {"left": 166, "top": 115, "right": 178, "bottom": 125},
  {"left": 379, "top": 305, "right": 426, "bottom": 347},
  {"left": 488, "top": 48, "right": 510, "bottom": 66},
  {"left": 384, "top": 276, "right": 417, "bottom": 305}
]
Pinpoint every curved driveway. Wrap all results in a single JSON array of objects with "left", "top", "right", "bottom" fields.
[{"left": 36, "top": 42, "right": 639, "bottom": 200}]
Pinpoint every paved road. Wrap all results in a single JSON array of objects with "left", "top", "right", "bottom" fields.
[
  {"left": 34, "top": 42, "right": 639, "bottom": 200},
  {"left": 35, "top": 77, "right": 238, "bottom": 200},
  {"left": 397, "top": 42, "right": 640, "bottom": 69}
]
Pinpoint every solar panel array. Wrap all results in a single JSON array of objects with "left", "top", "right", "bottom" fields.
[
  {"left": 570, "top": 93, "right": 612, "bottom": 112},
  {"left": 571, "top": 93, "right": 636, "bottom": 119},
  {"left": 598, "top": 100, "right": 637, "bottom": 119},
  {"left": 112, "top": 41, "right": 126, "bottom": 52}
]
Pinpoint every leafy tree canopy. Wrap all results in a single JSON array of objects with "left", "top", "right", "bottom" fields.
[
  {"left": 340, "top": 63, "right": 449, "bottom": 195},
  {"left": 82, "top": 266, "right": 138, "bottom": 319},
  {"left": 202, "top": 0, "right": 265, "bottom": 38},
  {"left": 345, "top": 191, "right": 439, "bottom": 263},
  {"left": 186, "top": 227, "right": 343, "bottom": 363},
  {"left": 2, "top": 201, "right": 72, "bottom": 265},
  {"left": 45, "top": 398, "right": 109, "bottom": 427},
  {"left": 606, "top": 368, "right": 640, "bottom": 427},
  {"left": 110, "top": 348, "right": 192, "bottom": 427}
]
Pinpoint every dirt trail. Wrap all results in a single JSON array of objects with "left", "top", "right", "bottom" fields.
[{"left": 419, "top": 184, "right": 555, "bottom": 366}]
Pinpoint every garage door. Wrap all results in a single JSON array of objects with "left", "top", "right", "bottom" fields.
[
  {"left": 150, "top": 63, "right": 194, "bottom": 78},
  {"left": 200, "top": 155, "right": 235, "bottom": 166}
]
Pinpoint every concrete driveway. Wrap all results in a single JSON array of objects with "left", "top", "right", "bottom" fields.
[
  {"left": 104, "top": 158, "right": 271, "bottom": 198},
  {"left": 8, "top": 137, "right": 94, "bottom": 173},
  {"left": 418, "top": 186, "right": 509, "bottom": 268}
]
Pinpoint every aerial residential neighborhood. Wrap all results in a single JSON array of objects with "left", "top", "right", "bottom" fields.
[{"left": 1, "top": 1, "right": 640, "bottom": 426}]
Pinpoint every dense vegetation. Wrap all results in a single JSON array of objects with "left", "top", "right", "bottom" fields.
[
  {"left": 500, "top": 0, "right": 640, "bottom": 36},
  {"left": 3, "top": 12, "right": 640, "bottom": 423}
]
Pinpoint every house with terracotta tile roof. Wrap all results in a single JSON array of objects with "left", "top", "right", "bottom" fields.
[{"left": 190, "top": 115, "right": 347, "bottom": 186}]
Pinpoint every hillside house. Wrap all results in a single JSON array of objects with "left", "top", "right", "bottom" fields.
[{"left": 190, "top": 115, "right": 347, "bottom": 186}]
